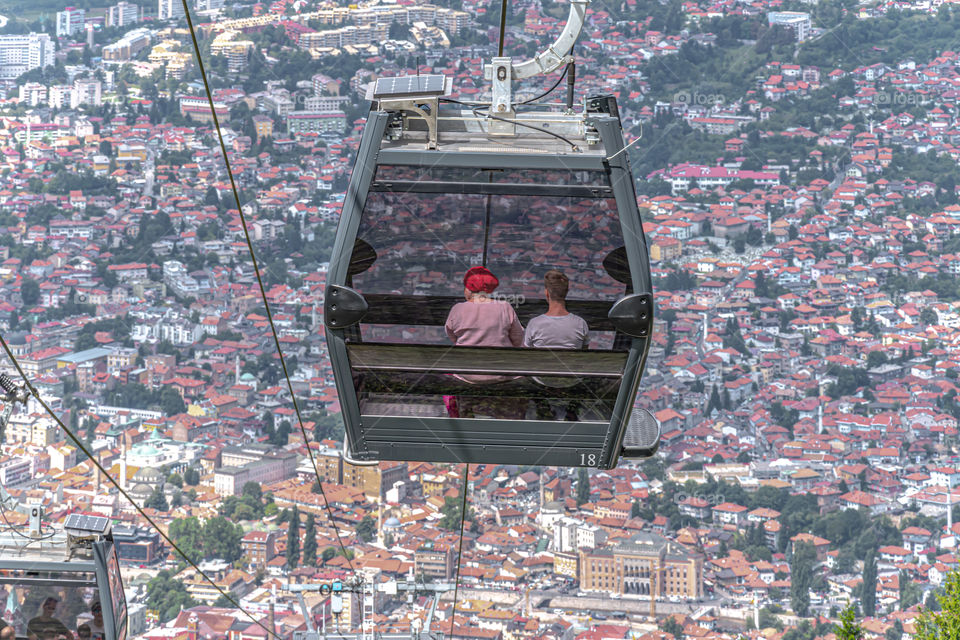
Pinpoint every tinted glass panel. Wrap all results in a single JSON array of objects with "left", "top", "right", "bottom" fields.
[
  {"left": 375, "top": 166, "right": 609, "bottom": 186},
  {"left": 350, "top": 189, "right": 626, "bottom": 345},
  {"left": 0, "top": 572, "right": 103, "bottom": 640}
]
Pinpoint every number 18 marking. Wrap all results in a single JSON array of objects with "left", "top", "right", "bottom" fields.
[{"left": 580, "top": 453, "right": 597, "bottom": 466}]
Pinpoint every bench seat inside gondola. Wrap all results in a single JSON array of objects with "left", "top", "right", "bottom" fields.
[
  {"left": 349, "top": 343, "right": 625, "bottom": 392},
  {"left": 348, "top": 343, "right": 625, "bottom": 422}
]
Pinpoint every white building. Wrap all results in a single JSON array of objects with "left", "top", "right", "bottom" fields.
[
  {"left": 56, "top": 7, "right": 86, "bottom": 37},
  {"left": 107, "top": 1, "right": 139, "bottom": 27},
  {"left": 767, "top": 11, "right": 811, "bottom": 41},
  {"left": 157, "top": 0, "right": 186, "bottom": 21},
  {"left": 552, "top": 517, "right": 582, "bottom": 553},
  {"left": 18, "top": 82, "right": 47, "bottom": 106},
  {"left": 49, "top": 85, "right": 72, "bottom": 109},
  {"left": 0, "top": 457, "right": 34, "bottom": 487},
  {"left": 577, "top": 523, "right": 606, "bottom": 550},
  {"left": 71, "top": 78, "right": 102, "bottom": 108},
  {"left": 0, "top": 33, "right": 55, "bottom": 80}
]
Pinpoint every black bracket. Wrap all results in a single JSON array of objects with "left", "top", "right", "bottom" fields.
[
  {"left": 585, "top": 95, "right": 621, "bottom": 121},
  {"left": 607, "top": 292, "right": 653, "bottom": 338},
  {"left": 324, "top": 285, "right": 369, "bottom": 329}
]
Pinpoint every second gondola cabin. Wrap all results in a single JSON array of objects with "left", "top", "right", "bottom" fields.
[{"left": 324, "top": 20, "right": 660, "bottom": 468}]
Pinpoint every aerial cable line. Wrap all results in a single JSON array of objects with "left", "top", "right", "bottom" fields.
[
  {"left": 448, "top": 464, "right": 470, "bottom": 639},
  {"left": 178, "top": 0, "right": 357, "bottom": 573},
  {"left": 497, "top": 0, "right": 508, "bottom": 57},
  {"left": 0, "top": 334, "right": 282, "bottom": 640}
]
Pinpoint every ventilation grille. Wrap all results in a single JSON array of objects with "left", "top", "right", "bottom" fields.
[{"left": 622, "top": 407, "right": 661, "bottom": 457}]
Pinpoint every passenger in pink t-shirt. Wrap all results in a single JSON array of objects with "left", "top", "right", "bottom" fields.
[
  {"left": 443, "top": 266, "right": 525, "bottom": 418},
  {"left": 445, "top": 266, "right": 524, "bottom": 348}
]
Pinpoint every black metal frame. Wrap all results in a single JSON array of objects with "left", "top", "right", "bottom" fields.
[{"left": 325, "top": 110, "right": 654, "bottom": 468}]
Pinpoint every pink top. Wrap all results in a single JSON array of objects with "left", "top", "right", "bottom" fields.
[{"left": 445, "top": 300, "right": 524, "bottom": 347}]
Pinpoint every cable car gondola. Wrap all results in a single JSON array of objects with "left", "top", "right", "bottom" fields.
[
  {"left": 0, "top": 378, "right": 127, "bottom": 640},
  {"left": 324, "top": 0, "right": 661, "bottom": 469}
]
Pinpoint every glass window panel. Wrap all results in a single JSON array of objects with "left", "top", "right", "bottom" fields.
[
  {"left": 351, "top": 191, "right": 487, "bottom": 298},
  {"left": 484, "top": 194, "right": 624, "bottom": 302},
  {"left": 0, "top": 572, "right": 102, "bottom": 639}
]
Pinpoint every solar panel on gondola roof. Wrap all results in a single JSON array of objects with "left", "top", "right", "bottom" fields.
[
  {"left": 373, "top": 75, "right": 446, "bottom": 98},
  {"left": 65, "top": 513, "right": 110, "bottom": 534}
]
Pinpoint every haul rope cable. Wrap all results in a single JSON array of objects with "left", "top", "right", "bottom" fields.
[
  {"left": 179, "top": 0, "right": 357, "bottom": 572},
  {"left": 448, "top": 464, "right": 470, "bottom": 639},
  {"left": 0, "top": 334, "right": 283, "bottom": 640}
]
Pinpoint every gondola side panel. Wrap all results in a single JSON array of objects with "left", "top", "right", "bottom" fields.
[
  {"left": 594, "top": 116, "right": 656, "bottom": 468},
  {"left": 324, "top": 111, "right": 390, "bottom": 460},
  {"left": 93, "top": 541, "right": 127, "bottom": 640}
]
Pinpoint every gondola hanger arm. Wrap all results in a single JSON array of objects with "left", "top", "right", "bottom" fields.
[
  {"left": 512, "top": 0, "right": 588, "bottom": 80},
  {"left": 484, "top": 0, "right": 590, "bottom": 116}
]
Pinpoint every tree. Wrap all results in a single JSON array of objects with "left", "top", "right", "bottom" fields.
[
  {"left": 862, "top": 550, "right": 877, "bottom": 616},
  {"left": 183, "top": 467, "right": 200, "bottom": 485},
  {"left": 576, "top": 468, "right": 590, "bottom": 506},
  {"left": 169, "top": 516, "right": 204, "bottom": 564},
  {"left": 835, "top": 603, "right": 863, "bottom": 640},
  {"left": 145, "top": 486, "right": 168, "bottom": 511},
  {"left": 439, "top": 497, "right": 464, "bottom": 531},
  {"left": 146, "top": 570, "right": 196, "bottom": 622},
  {"left": 707, "top": 385, "right": 722, "bottom": 415},
  {"left": 302, "top": 513, "right": 317, "bottom": 566},
  {"left": 20, "top": 278, "right": 39, "bottom": 306},
  {"left": 287, "top": 506, "right": 300, "bottom": 569},
  {"left": 167, "top": 473, "right": 183, "bottom": 488},
  {"left": 204, "top": 186, "right": 220, "bottom": 207},
  {"left": 160, "top": 387, "right": 186, "bottom": 415},
  {"left": 242, "top": 482, "right": 263, "bottom": 503},
  {"left": 662, "top": 616, "right": 684, "bottom": 640},
  {"left": 203, "top": 516, "right": 243, "bottom": 562},
  {"left": 791, "top": 541, "right": 816, "bottom": 616},
  {"left": 273, "top": 419, "right": 291, "bottom": 446},
  {"left": 917, "top": 569, "right": 960, "bottom": 640},
  {"left": 901, "top": 569, "right": 922, "bottom": 609},
  {"left": 357, "top": 514, "right": 376, "bottom": 542}
]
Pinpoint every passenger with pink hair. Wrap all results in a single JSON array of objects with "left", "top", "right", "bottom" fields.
[
  {"left": 443, "top": 266, "right": 525, "bottom": 418},
  {"left": 444, "top": 266, "right": 523, "bottom": 348}
]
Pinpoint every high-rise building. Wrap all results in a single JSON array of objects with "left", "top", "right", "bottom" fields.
[
  {"left": 157, "top": 0, "right": 185, "bottom": 21},
  {"left": 767, "top": 11, "right": 811, "bottom": 41},
  {"left": 107, "top": 1, "right": 139, "bottom": 27},
  {"left": 0, "top": 33, "right": 54, "bottom": 80},
  {"left": 56, "top": 7, "right": 86, "bottom": 37},
  {"left": 17, "top": 82, "right": 47, "bottom": 107},
  {"left": 102, "top": 28, "right": 151, "bottom": 61},
  {"left": 71, "top": 78, "right": 102, "bottom": 108}
]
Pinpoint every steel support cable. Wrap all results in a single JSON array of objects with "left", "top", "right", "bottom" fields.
[
  {"left": 448, "top": 463, "right": 470, "bottom": 638},
  {"left": 497, "top": 0, "right": 508, "bottom": 57},
  {"left": 178, "top": 0, "right": 357, "bottom": 572},
  {"left": 0, "top": 334, "right": 282, "bottom": 640}
]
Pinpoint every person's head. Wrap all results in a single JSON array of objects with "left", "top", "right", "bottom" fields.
[
  {"left": 91, "top": 601, "right": 102, "bottom": 623},
  {"left": 544, "top": 270, "right": 569, "bottom": 303},
  {"left": 463, "top": 266, "right": 499, "bottom": 300},
  {"left": 41, "top": 597, "right": 58, "bottom": 616},
  {"left": 77, "top": 624, "right": 91, "bottom": 640}
]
